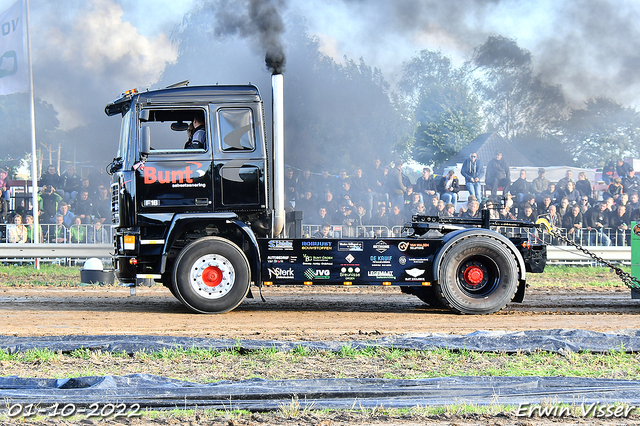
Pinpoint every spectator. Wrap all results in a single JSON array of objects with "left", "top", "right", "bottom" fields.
[
  {"left": 509, "top": 169, "right": 531, "bottom": 203},
  {"left": 610, "top": 204, "right": 630, "bottom": 232},
  {"left": 438, "top": 170, "right": 459, "bottom": 209},
  {"left": 557, "top": 197, "right": 570, "bottom": 218},
  {"left": 499, "top": 205, "right": 515, "bottom": 220},
  {"left": 38, "top": 165, "right": 64, "bottom": 197},
  {"left": 38, "top": 185, "right": 63, "bottom": 224},
  {"left": 539, "top": 195, "right": 553, "bottom": 215},
  {"left": 563, "top": 181, "right": 582, "bottom": 205},
  {"left": 517, "top": 204, "right": 536, "bottom": 223},
  {"left": 296, "top": 190, "right": 316, "bottom": 220},
  {"left": 322, "top": 191, "right": 338, "bottom": 215},
  {"left": 531, "top": 168, "right": 550, "bottom": 201},
  {"left": 370, "top": 204, "right": 389, "bottom": 228},
  {"left": 351, "top": 167, "right": 373, "bottom": 210},
  {"left": 436, "top": 199, "right": 446, "bottom": 216},
  {"left": 414, "top": 167, "right": 438, "bottom": 200},
  {"left": 623, "top": 168, "right": 640, "bottom": 194},
  {"left": 425, "top": 194, "right": 439, "bottom": 215},
  {"left": 297, "top": 169, "right": 315, "bottom": 195},
  {"left": 562, "top": 205, "right": 583, "bottom": 241},
  {"left": 545, "top": 204, "right": 562, "bottom": 229},
  {"left": 443, "top": 203, "right": 456, "bottom": 217},
  {"left": 542, "top": 182, "right": 559, "bottom": 205},
  {"left": 520, "top": 194, "right": 539, "bottom": 217},
  {"left": 616, "top": 158, "right": 632, "bottom": 179},
  {"left": 69, "top": 216, "right": 87, "bottom": 243},
  {"left": 94, "top": 185, "right": 111, "bottom": 223},
  {"left": 575, "top": 172, "right": 592, "bottom": 201},
  {"left": 461, "top": 200, "right": 480, "bottom": 218},
  {"left": 0, "top": 169, "right": 9, "bottom": 202},
  {"left": 25, "top": 215, "right": 43, "bottom": 243},
  {"left": 316, "top": 170, "right": 335, "bottom": 194},
  {"left": 7, "top": 214, "right": 27, "bottom": 243},
  {"left": 389, "top": 205, "right": 406, "bottom": 231},
  {"left": 629, "top": 192, "right": 640, "bottom": 212},
  {"left": 411, "top": 202, "right": 427, "bottom": 216},
  {"left": 387, "top": 159, "right": 407, "bottom": 208},
  {"left": 584, "top": 202, "right": 611, "bottom": 246},
  {"left": 406, "top": 192, "right": 422, "bottom": 216},
  {"left": 557, "top": 170, "right": 574, "bottom": 193},
  {"left": 58, "top": 202, "right": 75, "bottom": 228},
  {"left": 313, "top": 223, "right": 332, "bottom": 238},
  {"left": 0, "top": 188, "right": 8, "bottom": 223},
  {"left": 578, "top": 195, "right": 591, "bottom": 214},
  {"left": 460, "top": 152, "right": 484, "bottom": 198},
  {"left": 310, "top": 206, "right": 330, "bottom": 225},
  {"left": 605, "top": 177, "right": 624, "bottom": 201},
  {"left": 88, "top": 217, "right": 109, "bottom": 244},
  {"left": 337, "top": 179, "right": 355, "bottom": 206},
  {"left": 49, "top": 214, "right": 67, "bottom": 243},
  {"left": 485, "top": 151, "right": 510, "bottom": 198},
  {"left": 602, "top": 159, "right": 615, "bottom": 185},
  {"left": 61, "top": 165, "right": 81, "bottom": 203},
  {"left": 74, "top": 190, "right": 95, "bottom": 224},
  {"left": 355, "top": 204, "right": 369, "bottom": 226}
]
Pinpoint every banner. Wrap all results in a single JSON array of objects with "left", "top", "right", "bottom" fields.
[{"left": 0, "top": 0, "right": 25, "bottom": 95}]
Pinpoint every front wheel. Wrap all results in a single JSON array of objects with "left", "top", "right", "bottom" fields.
[
  {"left": 172, "top": 237, "right": 250, "bottom": 313},
  {"left": 436, "top": 236, "right": 519, "bottom": 314}
]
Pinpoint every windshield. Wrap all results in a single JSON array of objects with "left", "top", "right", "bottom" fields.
[{"left": 117, "top": 108, "right": 133, "bottom": 164}]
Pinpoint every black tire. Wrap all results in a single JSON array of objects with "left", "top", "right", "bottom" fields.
[
  {"left": 435, "top": 236, "right": 519, "bottom": 314},
  {"left": 172, "top": 237, "right": 250, "bottom": 314}
]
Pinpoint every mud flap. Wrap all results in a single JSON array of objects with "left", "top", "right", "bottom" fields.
[{"left": 512, "top": 280, "right": 527, "bottom": 303}]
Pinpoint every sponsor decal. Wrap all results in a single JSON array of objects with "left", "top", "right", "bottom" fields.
[
  {"left": 267, "top": 267, "right": 295, "bottom": 279},
  {"left": 301, "top": 241, "right": 332, "bottom": 250},
  {"left": 398, "top": 241, "right": 430, "bottom": 252},
  {"left": 268, "top": 240, "right": 293, "bottom": 250},
  {"left": 345, "top": 254, "right": 356, "bottom": 263},
  {"left": 373, "top": 240, "right": 389, "bottom": 253},
  {"left": 340, "top": 266, "right": 361, "bottom": 279},
  {"left": 304, "top": 268, "right": 331, "bottom": 280},
  {"left": 267, "top": 255, "right": 298, "bottom": 264},
  {"left": 370, "top": 255, "right": 392, "bottom": 266},
  {"left": 399, "top": 256, "right": 407, "bottom": 265},
  {"left": 338, "top": 241, "right": 364, "bottom": 251},
  {"left": 404, "top": 267, "right": 426, "bottom": 281},
  {"left": 302, "top": 254, "right": 333, "bottom": 266},
  {"left": 368, "top": 270, "right": 395, "bottom": 279},
  {"left": 406, "top": 268, "right": 425, "bottom": 278},
  {"left": 143, "top": 162, "right": 206, "bottom": 185},
  {"left": 408, "top": 257, "right": 429, "bottom": 264},
  {"left": 634, "top": 223, "right": 640, "bottom": 237}
]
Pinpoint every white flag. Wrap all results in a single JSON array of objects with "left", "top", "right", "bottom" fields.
[{"left": 0, "top": 0, "right": 25, "bottom": 95}]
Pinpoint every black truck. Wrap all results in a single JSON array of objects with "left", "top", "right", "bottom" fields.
[{"left": 105, "top": 75, "right": 546, "bottom": 315}]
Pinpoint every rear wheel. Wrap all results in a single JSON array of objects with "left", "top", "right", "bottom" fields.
[
  {"left": 436, "top": 236, "right": 519, "bottom": 314},
  {"left": 172, "top": 237, "right": 250, "bottom": 313}
]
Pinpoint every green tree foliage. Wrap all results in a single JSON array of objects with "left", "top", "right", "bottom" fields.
[
  {"left": 398, "top": 50, "right": 484, "bottom": 168},
  {"left": 0, "top": 93, "right": 59, "bottom": 172},
  {"left": 561, "top": 97, "right": 640, "bottom": 167},
  {"left": 471, "top": 36, "right": 566, "bottom": 141}
]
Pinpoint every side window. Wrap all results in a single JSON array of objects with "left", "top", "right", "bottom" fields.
[
  {"left": 219, "top": 108, "right": 255, "bottom": 151},
  {"left": 140, "top": 108, "right": 207, "bottom": 152}
]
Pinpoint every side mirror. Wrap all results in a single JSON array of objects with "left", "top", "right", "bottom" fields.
[{"left": 140, "top": 126, "right": 151, "bottom": 155}]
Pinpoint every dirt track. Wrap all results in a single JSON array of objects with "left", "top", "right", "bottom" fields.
[{"left": 2, "top": 285, "right": 640, "bottom": 339}]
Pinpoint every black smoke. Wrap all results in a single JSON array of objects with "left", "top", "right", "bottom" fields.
[{"left": 212, "top": 0, "right": 287, "bottom": 74}]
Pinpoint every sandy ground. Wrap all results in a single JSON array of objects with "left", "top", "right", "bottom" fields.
[{"left": 1, "top": 285, "right": 639, "bottom": 339}]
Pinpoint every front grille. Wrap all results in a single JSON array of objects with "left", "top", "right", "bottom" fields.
[{"left": 110, "top": 182, "right": 120, "bottom": 225}]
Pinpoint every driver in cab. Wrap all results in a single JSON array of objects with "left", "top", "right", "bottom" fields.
[{"left": 184, "top": 111, "right": 206, "bottom": 149}]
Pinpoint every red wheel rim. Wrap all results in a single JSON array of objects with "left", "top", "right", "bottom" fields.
[
  {"left": 202, "top": 266, "right": 223, "bottom": 287},
  {"left": 463, "top": 265, "right": 484, "bottom": 286}
]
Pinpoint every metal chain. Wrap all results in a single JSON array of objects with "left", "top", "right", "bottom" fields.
[{"left": 544, "top": 227, "right": 640, "bottom": 289}]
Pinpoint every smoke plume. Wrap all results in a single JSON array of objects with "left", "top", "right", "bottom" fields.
[{"left": 213, "top": 0, "right": 287, "bottom": 74}]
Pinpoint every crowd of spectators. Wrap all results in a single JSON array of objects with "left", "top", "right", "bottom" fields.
[
  {"left": 0, "top": 164, "right": 112, "bottom": 244},
  {"left": 293, "top": 153, "right": 639, "bottom": 246}
]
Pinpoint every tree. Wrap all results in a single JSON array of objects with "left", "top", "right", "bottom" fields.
[
  {"left": 398, "top": 50, "right": 484, "bottom": 168},
  {"left": 471, "top": 36, "right": 566, "bottom": 141},
  {"left": 561, "top": 97, "right": 640, "bottom": 168}
]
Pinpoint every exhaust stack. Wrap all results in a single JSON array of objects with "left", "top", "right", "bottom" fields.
[{"left": 271, "top": 73, "right": 285, "bottom": 237}]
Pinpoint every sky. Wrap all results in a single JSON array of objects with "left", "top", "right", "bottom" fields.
[{"left": 1, "top": 0, "right": 640, "bottom": 165}]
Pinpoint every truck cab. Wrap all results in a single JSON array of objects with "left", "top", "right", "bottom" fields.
[{"left": 106, "top": 85, "right": 272, "bottom": 297}]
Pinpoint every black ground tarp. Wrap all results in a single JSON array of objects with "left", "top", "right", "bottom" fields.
[
  {"left": 3, "top": 330, "right": 640, "bottom": 411},
  {"left": 0, "top": 329, "right": 639, "bottom": 354},
  {"left": 1, "top": 375, "right": 640, "bottom": 410}
]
